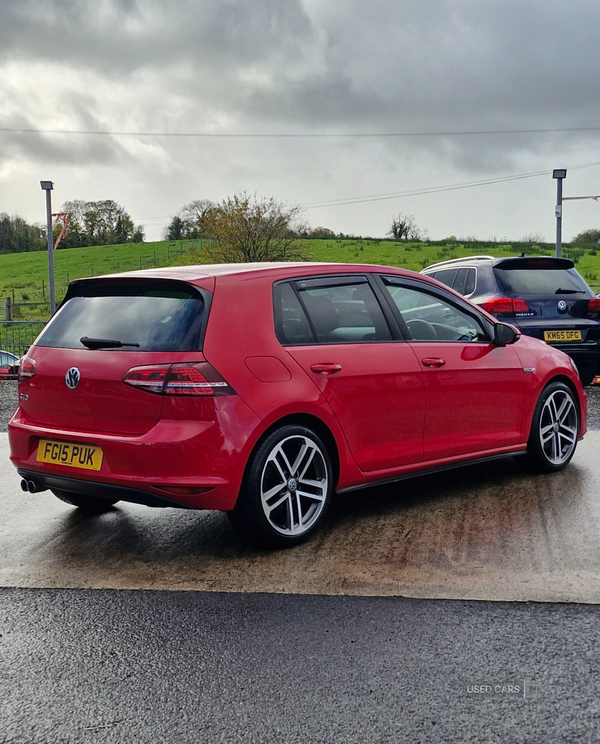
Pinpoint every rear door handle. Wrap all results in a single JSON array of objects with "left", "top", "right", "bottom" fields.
[
  {"left": 421, "top": 357, "right": 446, "bottom": 368},
  {"left": 310, "top": 363, "right": 342, "bottom": 376}
]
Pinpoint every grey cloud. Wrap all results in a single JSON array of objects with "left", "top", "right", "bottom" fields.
[
  {"left": 0, "top": 0, "right": 315, "bottom": 74},
  {"left": 2, "top": 0, "right": 600, "bottom": 174},
  {"left": 0, "top": 103, "right": 133, "bottom": 167}
]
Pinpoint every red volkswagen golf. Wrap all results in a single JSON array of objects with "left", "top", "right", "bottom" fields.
[{"left": 8, "top": 262, "right": 586, "bottom": 547}]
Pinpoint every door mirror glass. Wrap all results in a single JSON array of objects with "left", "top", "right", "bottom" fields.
[{"left": 494, "top": 322, "right": 519, "bottom": 346}]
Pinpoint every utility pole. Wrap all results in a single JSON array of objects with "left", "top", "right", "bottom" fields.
[
  {"left": 553, "top": 169, "right": 566, "bottom": 258},
  {"left": 40, "top": 181, "right": 56, "bottom": 315},
  {"left": 552, "top": 169, "right": 600, "bottom": 257}
]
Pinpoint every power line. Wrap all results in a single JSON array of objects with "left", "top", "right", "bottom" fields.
[
  {"left": 134, "top": 160, "right": 600, "bottom": 222},
  {"left": 2, "top": 126, "right": 600, "bottom": 138},
  {"left": 303, "top": 160, "right": 600, "bottom": 209},
  {"left": 304, "top": 170, "right": 551, "bottom": 208}
]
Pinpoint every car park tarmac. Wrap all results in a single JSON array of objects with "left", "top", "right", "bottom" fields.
[{"left": 2, "top": 427, "right": 600, "bottom": 603}]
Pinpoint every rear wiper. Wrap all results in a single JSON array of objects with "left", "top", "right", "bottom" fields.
[
  {"left": 80, "top": 336, "right": 140, "bottom": 349},
  {"left": 555, "top": 288, "right": 586, "bottom": 294}
]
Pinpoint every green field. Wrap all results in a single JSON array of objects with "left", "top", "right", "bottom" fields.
[{"left": 1, "top": 238, "right": 599, "bottom": 320}]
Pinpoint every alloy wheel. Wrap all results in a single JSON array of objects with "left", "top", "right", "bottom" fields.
[
  {"left": 259, "top": 434, "right": 329, "bottom": 537},
  {"left": 538, "top": 389, "right": 578, "bottom": 466}
]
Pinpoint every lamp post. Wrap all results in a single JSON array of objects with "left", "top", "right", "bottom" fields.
[
  {"left": 40, "top": 181, "right": 56, "bottom": 315},
  {"left": 553, "top": 169, "right": 567, "bottom": 259}
]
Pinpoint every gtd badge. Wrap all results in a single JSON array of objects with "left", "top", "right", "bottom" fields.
[
  {"left": 65, "top": 367, "right": 81, "bottom": 390},
  {"left": 557, "top": 300, "right": 568, "bottom": 313}
]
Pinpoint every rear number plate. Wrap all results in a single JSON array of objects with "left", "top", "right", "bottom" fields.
[
  {"left": 36, "top": 440, "right": 103, "bottom": 471},
  {"left": 544, "top": 330, "right": 582, "bottom": 342}
]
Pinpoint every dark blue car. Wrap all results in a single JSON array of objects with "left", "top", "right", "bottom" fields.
[{"left": 422, "top": 255, "right": 600, "bottom": 385}]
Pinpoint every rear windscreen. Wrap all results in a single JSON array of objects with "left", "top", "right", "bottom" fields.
[
  {"left": 494, "top": 268, "right": 591, "bottom": 296},
  {"left": 35, "top": 283, "right": 208, "bottom": 351}
]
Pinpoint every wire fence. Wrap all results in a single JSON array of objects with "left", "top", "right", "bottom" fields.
[{"left": 0, "top": 321, "right": 47, "bottom": 356}]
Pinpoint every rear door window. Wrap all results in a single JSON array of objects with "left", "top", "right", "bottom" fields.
[
  {"left": 454, "top": 267, "right": 476, "bottom": 295},
  {"left": 35, "top": 279, "right": 209, "bottom": 351},
  {"left": 275, "top": 277, "right": 392, "bottom": 344},
  {"left": 429, "top": 268, "right": 457, "bottom": 288}
]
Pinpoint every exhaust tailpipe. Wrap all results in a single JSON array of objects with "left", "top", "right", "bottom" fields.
[{"left": 21, "top": 479, "right": 46, "bottom": 494}]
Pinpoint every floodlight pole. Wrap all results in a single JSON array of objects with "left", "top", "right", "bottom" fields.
[
  {"left": 40, "top": 181, "right": 56, "bottom": 315},
  {"left": 553, "top": 169, "right": 566, "bottom": 258}
]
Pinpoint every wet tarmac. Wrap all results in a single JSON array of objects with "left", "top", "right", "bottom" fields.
[{"left": 2, "top": 431, "right": 600, "bottom": 603}]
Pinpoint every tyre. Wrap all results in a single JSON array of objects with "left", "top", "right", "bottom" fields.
[
  {"left": 525, "top": 382, "right": 579, "bottom": 472},
  {"left": 228, "top": 425, "right": 333, "bottom": 548},
  {"left": 51, "top": 489, "right": 119, "bottom": 512}
]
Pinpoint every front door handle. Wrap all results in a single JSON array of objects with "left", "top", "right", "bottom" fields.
[
  {"left": 310, "top": 363, "right": 342, "bottom": 376},
  {"left": 421, "top": 357, "right": 446, "bottom": 368}
]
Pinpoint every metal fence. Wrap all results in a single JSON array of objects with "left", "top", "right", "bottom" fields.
[{"left": 0, "top": 321, "right": 47, "bottom": 357}]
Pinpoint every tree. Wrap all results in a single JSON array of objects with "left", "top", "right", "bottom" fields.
[
  {"left": 164, "top": 199, "right": 216, "bottom": 240},
  {"left": 196, "top": 193, "right": 309, "bottom": 263},
  {"left": 521, "top": 232, "right": 545, "bottom": 243},
  {"left": 387, "top": 213, "right": 426, "bottom": 241},
  {"left": 57, "top": 200, "right": 88, "bottom": 248},
  {"left": 0, "top": 213, "right": 43, "bottom": 254},
  {"left": 165, "top": 215, "right": 184, "bottom": 241},
  {"left": 181, "top": 199, "right": 216, "bottom": 237},
  {"left": 572, "top": 229, "right": 600, "bottom": 244},
  {"left": 307, "top": 226, "right": 337, "bottom": 239},
  {"left": 59, "top": 199, "right": 140, "bottom": 246}
]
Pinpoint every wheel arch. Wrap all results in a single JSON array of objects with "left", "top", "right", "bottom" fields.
[
  {"left": 524, "top": 373, "right": 583, "bottom": 439},
  {"left": 544, "top": 374, "right": 583, "bottom": 427},
  {"left": 238, "top": 413, "right": 341, "bottom": 498},
  {"left": 525, "top": 375, "right": 582, "bottom": 472}
]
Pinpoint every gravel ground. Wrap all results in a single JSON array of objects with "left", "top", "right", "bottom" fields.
[
  {"left": 2, "top": 379, "right": 600, "bottom": 432},
  {"left": 0, "top": 381, "right": 17, "bottom": 431}
]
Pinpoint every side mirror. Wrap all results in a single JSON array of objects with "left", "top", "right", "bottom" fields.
[{"left": 494, "top": 322, "right": 519, "bottom": 346}]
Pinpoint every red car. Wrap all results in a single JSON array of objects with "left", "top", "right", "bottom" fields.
[
  {"left": 8, "top": 262, "right": 586, "bottom": 547},
  {"left": 0, "top": 350, "right": 19, "bottom": 380}
]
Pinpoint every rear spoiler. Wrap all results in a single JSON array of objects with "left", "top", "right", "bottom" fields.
[{"left": 493, "top": 257, "right": 574, "bottom": 270}]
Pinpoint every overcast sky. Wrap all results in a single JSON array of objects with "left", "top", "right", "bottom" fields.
[{"left": 2, "top": 0, "right": 600, "bottom": 242}]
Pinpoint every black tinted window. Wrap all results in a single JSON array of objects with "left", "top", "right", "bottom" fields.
[
  {"left": 494, "top": 268, "right": 590, "bottom": 295},
  {"left": 454, "top": 267, "right": 476, "bottom": 295},
  {"left": 430, "top": 268, "right": 457, "bottom": 287},
  {"left": 275, "top": 283, "right": 314, "bottom": 344},
  {"left": 276, "top": 277, "right": 392, "bottom": 344},
  {"left": 36, "top": 285, "right": 207, "bottom": 351}
]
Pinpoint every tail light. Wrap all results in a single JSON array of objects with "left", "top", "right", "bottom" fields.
[
  {"left": 18, "top": 355, "right": 36, "bottom": 381},
  {"left": 588, "top": 298, "right": 600, "bottom": 313},
  {"left": 122, "top": 362, "right": 234, "bottom": 396},
  {"left": 481, "top": 298, "right": 530, "bottom": 315}
]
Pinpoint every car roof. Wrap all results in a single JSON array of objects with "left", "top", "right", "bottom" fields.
[
  {"left": 92, "top": 262, "right": 422, "bottom": 283},
  {"left": 422, "top": 255, "right": 495, "bottom": 271},
  {"left": 423, "top": 255, "right": 575, "bottom": 272}
]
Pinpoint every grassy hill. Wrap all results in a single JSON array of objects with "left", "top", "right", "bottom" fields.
[{"left": 1, "top": 237, "right": 599, "bottom": 321}]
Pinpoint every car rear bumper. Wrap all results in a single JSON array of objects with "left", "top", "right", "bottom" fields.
[
  {"left": 17, "top": 468, "right": 192, "bottom": 508},
  {"left": 8, "top": 398, "right": 261, "bottom": 511},
  {"left": 517, "top": 330, "right": 600, "bottom": 368},
  {"left": 548, "top": 343, "right": 600, "bottom": 362}
]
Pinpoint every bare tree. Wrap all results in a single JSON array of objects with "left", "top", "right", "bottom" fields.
[
  {"left": 164, "top": 199, "right": 216, "bottom": 240},
  {"left": 387, "top": 213, "right": 426, "bottom": 241},
  {"left": 197, "top": 193, "right": 310, "bottom": 263},
  {"left": 521, "top": 232, "right": 545, "bottom": 243}
]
